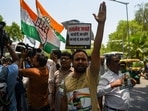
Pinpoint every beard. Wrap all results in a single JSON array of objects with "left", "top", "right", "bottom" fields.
[{"left": 74, "top": 65, "right": 87, "bottom": 73}]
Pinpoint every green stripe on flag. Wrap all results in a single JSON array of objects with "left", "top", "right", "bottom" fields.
[
  {"left": 43, "top": 42, "right": 59, "bottom": 53},
  {"left": 21, "top": 20, "right": 41, "bottom": 42},
  {"left": 55, "top": 31, "right": 66, "bottom": 43}
]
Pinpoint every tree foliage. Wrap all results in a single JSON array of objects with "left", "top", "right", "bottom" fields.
[
  {"left": 134, "top": 3, "right": 148, "bottom": 31},
  {"left": 0, "top": 15, "right": 3, "bottom": 21},
  {"left": 0, "top": 15, "right": 23, "bottom": 42},
  {"left": 102, "top": 2, "right": 148, "bottom": 60},
  {"left": 5, "top": 22, "right": 23, "bottom": 41}
]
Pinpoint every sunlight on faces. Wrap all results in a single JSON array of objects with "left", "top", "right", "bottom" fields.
[
  {"left": 72, "top": 52, "right": 89, "bottom": 73},
  {"left": 60, "top": 56, "right": 71, "bottom": 67}
]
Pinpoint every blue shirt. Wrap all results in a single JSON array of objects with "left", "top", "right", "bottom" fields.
[{"left": 0, "top": 63, "right": 19, "bottom": 111}]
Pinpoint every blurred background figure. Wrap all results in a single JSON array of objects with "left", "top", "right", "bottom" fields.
[
  {"left": 50, "top": 51, "right": 73, "bottom": 111},
  {"left": 47, "top": 49, "right": 61, "bottom": 110},
  {"left": 99, "top": 56, "right": 105, "bottom": 76}
]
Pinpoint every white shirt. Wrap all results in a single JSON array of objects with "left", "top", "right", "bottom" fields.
[
  {"left": 46, "top": 59, "right": 56, "bottom": 83},
  {"left": 97, "top": 69, "right": 130, "bottom": 110}
]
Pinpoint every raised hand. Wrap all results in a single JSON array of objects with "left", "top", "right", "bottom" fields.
[{"left": 93, "top": 2, "right": 106, "bottom": 23}]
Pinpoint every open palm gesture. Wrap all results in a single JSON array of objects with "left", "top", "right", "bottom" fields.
[{"left": 93, "top": 2, "right": 106, "bottom": 23}]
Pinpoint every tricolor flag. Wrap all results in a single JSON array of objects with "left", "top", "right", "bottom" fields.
[
  {"left": 36, "top": 0, "right": 66, "bottom": 43},
  {"left": 20, "top": 0, "right": 61, "bottom": 53}
]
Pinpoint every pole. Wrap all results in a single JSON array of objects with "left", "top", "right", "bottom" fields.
[
  {"left": 110, "top": 0, "right": 130, "bottom": 58},
  {"left": 122, "top": 36, "right": 124, "bottom": 58},
  {"left": 125, "top": 4, "right": 130, "bottom": 58}
]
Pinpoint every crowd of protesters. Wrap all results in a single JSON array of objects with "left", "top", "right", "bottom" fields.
[{"left": 0, "top": 1, "right": 138, "bottom": 111}]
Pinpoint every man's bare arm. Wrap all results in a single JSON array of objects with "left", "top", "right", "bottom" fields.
[
  {"left": 6, "top": 43, "right": 19, "bottom": 66},
  {"left": 90, "top": 2, "right": 106, "bottom": 75}
]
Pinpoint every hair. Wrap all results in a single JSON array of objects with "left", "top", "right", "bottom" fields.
[
  {"left": 52, "top": 49, "right": 61, "bottom": 59},
  {"left": 72, "top": 49, "right": 88, "bottom": 60},
  {"left": 106, "top": 54, "right": 116, "bottom": 66},
  {"left": 37, "top": 54, "right": 48, "bottom": 67},
  {"left": 61, "top": 51, "right": 72, "bottom": 59},
  {"left": 0, "top": 57, "right": 13, "bottom": 65},
  {"left": 73, "top": 91, "right": 79, "bottom": 94},
  {"left": 106, "top": 54, "right": 120, "bottom": 66}
]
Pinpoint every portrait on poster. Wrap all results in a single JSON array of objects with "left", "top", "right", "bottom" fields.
[{"left": 67, "top": 88, "right": 92, "bottom": 111}]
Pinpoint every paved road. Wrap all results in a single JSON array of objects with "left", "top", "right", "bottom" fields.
[{"left": 129, "top": 77, "right": 148, "bottom": 111}]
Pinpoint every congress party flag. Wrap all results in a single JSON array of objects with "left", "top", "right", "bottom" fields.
[
  {"left": 20, "top": 0, "right": 60, "bottom": 53},
  {"left": 36, "top": 0, "right": 66, "bottom": 43}
]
